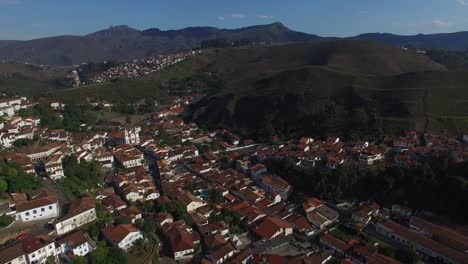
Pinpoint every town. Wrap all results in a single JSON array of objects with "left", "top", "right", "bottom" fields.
[
  {"left": 0, "top": 93, "right": 467, "bottom": 264},
  {"left": 66, "top": 50, "right": 202, "bottom": 87}
]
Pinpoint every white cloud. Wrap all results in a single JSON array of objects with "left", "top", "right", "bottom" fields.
[
  {"left": 432, "top": 19, "right": 453, "bottom": 28},
  {"left": 218, "top": 13, "right": 246, "bottom": 21},
  {"left": 457, "top": 0, "right": 468, "bottom": 6},
  {"left": 258, "top": 15, "right": 275, "bottom": 19},
  {"left": 0, "top": 0, "right": 20, "bottom": 4}
]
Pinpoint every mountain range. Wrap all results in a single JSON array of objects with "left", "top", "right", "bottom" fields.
[{"left": 2, "top": 22, "right": 468, "bottom": 65}]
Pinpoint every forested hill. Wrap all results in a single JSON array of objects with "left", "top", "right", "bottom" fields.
[{"left": 185, "top": 40, "right": 468, "bottom": 140}]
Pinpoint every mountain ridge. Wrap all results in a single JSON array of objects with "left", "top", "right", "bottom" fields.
[{"left": 4, "top": 22, "right": 468, "bottom": 65}]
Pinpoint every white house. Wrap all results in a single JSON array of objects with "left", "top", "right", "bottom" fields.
[
  {"left": 55, "top": 197, "right": 97, "bottom": 235},
  {"left": 15, "top": 197, "right": 59, "bottom": 222},
  {"left": 57, "top": 230, "right": 94, "bottom": 259},
  {"left": 177, "top": 192, "right": 207, "bottom": 213},
  {"left": 23, "top": 235, "right": 58, "bottom": 264},
  {"left": 101, "top": 224, "right": 144, "bottom": 251}
]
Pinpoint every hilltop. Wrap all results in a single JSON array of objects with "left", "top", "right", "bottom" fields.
[
  {"left": 4, "top": 22, "right": 468, "bottom": 65},
  {"left": 0, "top": 23, "right": 319, "bottom": 66}
]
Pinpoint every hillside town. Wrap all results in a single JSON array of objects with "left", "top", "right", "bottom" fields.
[
  {"left": 0, "top": 93, "right": 466, "bottom": 264},
  {"left": 66, "top": 50, "right": 202, "bottom": 87}
]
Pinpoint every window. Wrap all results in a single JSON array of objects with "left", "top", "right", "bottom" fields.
[
  {"left": 41, "top": 208, "right": 45, "bottom": 212},
  {"left": 49, "top": 205, "right": 53, "bottom": 209},
  {"left": 26, "top": 212, "right": 30, "bottom": 216},
  {"left": 33, "top": 210, "right": 37, "bottom": 214}
]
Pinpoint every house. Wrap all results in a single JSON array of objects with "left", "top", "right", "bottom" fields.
[
  {"left": 351, "top": 205, "right": 374, "bottom": 228},
  {"left": 376, "top": 220, "right": 468, "bottom": 264},
  {"left": 102, "top": 194, "right": 127, "bottom": 213},
  {"left": 250, "top": 163, "right": 267, "bottom": 181},
  {"left": 326, "top": 156, "right": 344, "bottom": 169},
  {"left": 230, "top": 248, "right": 252, "bottom": 264},
  {"left": 55, "top": 197, "right": 97, "bottom": 235},
  {"left": 44, "top": 153, "right": 64, "bottom": 180},
  {"left": 358, "top": 146, "right": 384, "bottom": 165},
  {"left": 23, "top": 235, "right": 58, "bottom": 264},
  {"left": 115, "top": 205, "right": 142, "bottom": 223},
  {"left": 95, "top": 187, "right": 115, "bottom": 200},
  {"left": 199, "top": 221, "right": 229, "bottom": 237},
  {"left": 409, "top": 216, "right": 468, "bottom": 254},
  {"left": 307, "top": 205, "right": 339, "bottom": 230},
  {"left": 155, "top": 212, "right": 174, "bottom": 227},
  {"left": 0, "top": 243, "right": 27, "bottom": 264},
  {"left": 391, "top": 204, "right": 413, "bottom": 219},
  {"left": 23, "top": 145, "right": 60, "bottom": 162},
  {"left": 57, "top": 230, "right": 94, "bottom": 259},
  {"left": 101, "top": 224, "right": 144, "bottom": 251},
  {"left": 255, "top": 216, "right": 293, "bottom": 240},
  {"left": 114, "top": 152, "right": 142, "bottom": 169},
  {"left": 320, "top": 234, "right": 350, "bottom": 257},
  {"left": 302, "top": 197, "right": 324, "bottom": 213},
  {"left": 205, "top": 242, "right": 237, "bottom": 264},
  {"left": 257, "top": 174, "right": 292, "bottom": 200},
  {"left": 15, "top": 195, "right": 59, "bottom": 222},
  {"left": 177, "top": 192, "right": 207, "bottom": 213},
  {"left": 163, "top": 221, "right": 196, "bottom": 261}
]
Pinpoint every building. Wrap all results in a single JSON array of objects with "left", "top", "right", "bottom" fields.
[
  {"left": 23, "top": 235, "right": 58, "bottom": 264},
  {"left": 162, "top": 221, "right": 196, "bottom": 261},
  {"left": 0, "top": 243, "right": 27, "bottom": 264},
  {"left": 250, "top": 163, "right": 267, "bottom": 181},
  {"left": 376, "top": 220, "right": 468, "bottom": 264},
  {"left": 391, "top": 204, "right": 413, "bottom": 219},
  {"left": 255, "top": 216, "right": 293, "bottom": 240},
  {"left": 177, "top": 192, "right": 207, "bottom": 213},
  {"left": 101, "top": 224, "right": 144, "bottom": 251},
  {"left": 257, "top": 174, "right": 292, "bottom": 200},
  {"left": 15, "top": 196, "right": 59, "bottom": 222},
  {"left": 54, "top": 197, "right": 97, "bottom": 235},
  {"left": 57, "top": 230, "right": 94, "bottom": 259}
]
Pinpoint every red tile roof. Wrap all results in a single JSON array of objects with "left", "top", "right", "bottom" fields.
[
  {"left": 255, "top": 216, "right": 291, "bottom": 240},
  {"left": 101, "top": 224, "right": 140, "bottom": 244}
]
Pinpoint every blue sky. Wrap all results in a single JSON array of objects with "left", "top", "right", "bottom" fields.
[{"left": 1, "top": 0, "right": 468, "bottom": 40}]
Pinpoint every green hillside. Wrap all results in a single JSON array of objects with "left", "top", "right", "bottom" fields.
[{"left": 184, "top": 41, "right": 468, "bottom": 140}]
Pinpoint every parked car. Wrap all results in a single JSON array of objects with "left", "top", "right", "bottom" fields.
[{"left": 16, "top": 233, "right": 28, "bottom": 241}]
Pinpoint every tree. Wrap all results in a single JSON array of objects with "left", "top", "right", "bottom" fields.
[
  {"left": 72, "top": 256, "right": 88, "bottom": 264},
  {"left": 0, "top": 179, "right": 8, "bottom": 194},
  {"left": 209, "top": 189, "right": 224, "bottom": 204},
  {"left": 396, "top": 246, "right": 419, "bottom": 264},
  {"left": 143, "top": 220, "right": 156, "bottom": 235},
  {"left": 45, "top": 256, "right": 56, "bottom": 264}
]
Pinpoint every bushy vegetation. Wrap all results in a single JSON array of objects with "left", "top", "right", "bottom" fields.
[
  {"left": 12, "top": 138, "right": 36, "bottom": 148},
  {"left": 270, "top": 154, "right": 468, "bottom": 223},
  {"left": 0, "top": 159, "right": 43, "bottom": 195},
  {"left": 19, "top": 101, "right": 99, "bottom": 131},
  {"left": 156, "top": 200, "right": 193, "bottom": 226},
  {"left": 0, "top": 215, "right": 14, "bottom": 228},
  {"left": 90, "top": 241, "right": 128, "bottom": 264},
  {"left": 58, "top": 155, "right": 103, "bottom": 199}
]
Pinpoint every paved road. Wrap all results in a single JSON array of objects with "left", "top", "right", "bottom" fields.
[{"left": 0, "top": 218, "right": 53, "bottom": 245}]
